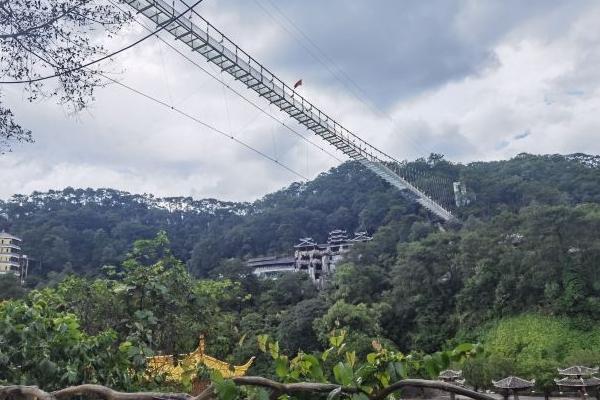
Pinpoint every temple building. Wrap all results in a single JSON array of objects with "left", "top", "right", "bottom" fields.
[
  {"left": 0, "top": 231, "right": 28, "bottom": 283},
  {"left": 492, "top": 376, "right": 535, "bottom": 400},
  {"left": 438, "top": 370, "right": 465, "bottom": 400},
  {"left": 555, "top": 366, "right": 600, "bottom": 399},
  {"left": 438, "top": 369, "right": 465, "bottom": 385},
  {"left": 247, "top": 255, "right": 295, "bottom": 277},
  {"left": 146, "top": 336, "right": 254, "bottom": 383},
  {"left": 247, "top": 229, "right": 372, "bottom": 287}
]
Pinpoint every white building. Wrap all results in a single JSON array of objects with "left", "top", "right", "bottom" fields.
[
  {"left": 0, "top": 231, "right": 28, "bottom": 283},
  {"left": 294, "top": 230, "right": 371, "bottom": 288},
  {"left": 247, "top": 229, "right": 372, "bottom": 288}
]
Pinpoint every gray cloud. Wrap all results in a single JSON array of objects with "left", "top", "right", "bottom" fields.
[{"left": 1, "top": 0, "right": 600, "bottom": 201}]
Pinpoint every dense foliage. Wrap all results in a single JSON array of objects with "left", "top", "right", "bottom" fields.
[
  {"left": 2, "top": 152, "right": 600, "bottom": 397},
  {"left": 5, "top": 153, "right": 600, "bottom": 279},
  {"left": 0, "top": 161, "right": 426, "bottom": 277}
]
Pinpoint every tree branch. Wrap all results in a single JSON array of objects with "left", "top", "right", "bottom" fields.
[
  {"left": 1, "top": 378, "right": 498, "bottom": 400},
  {"left": 0, "top": 0, "right": 90, "bottom": 40},
  {"left": 232, "top": 376, "right": 357, "bottom": 396},
  {"left": 370, "top": 379, "right": 497, "bottom": 400},
  {"left": 53, "top": 384, "right": 192, "bottom": 400}
]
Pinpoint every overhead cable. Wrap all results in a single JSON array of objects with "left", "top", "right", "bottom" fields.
[
  {"left": 0, "top": 0, "right": 204, "bottom": 84},
  {"left": 100, "top": 72, "right": 308, "bottom": 181}
]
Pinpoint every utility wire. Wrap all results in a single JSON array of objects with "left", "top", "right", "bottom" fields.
[
  {"left": 100, "top": 72, "right": 308, "bottom": 181},
  {"left": 0, "top": 0, "right": 204, "bottom": 84},
  {"left": 108, "top": 0, "right": 343, "bottom": 163},
  {"left": 176, "top": 0, "right": 394, "bottom": 163},
  {"left": 3, "top": 1, "right": 307, "bottom": 181},
  {"left": 253, "top": 0, "right": 434, "bottom": 160}
]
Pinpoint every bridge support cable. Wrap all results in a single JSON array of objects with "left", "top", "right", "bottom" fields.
[{"left": 123, "top": 0, "right": 455, "bottom": 221}]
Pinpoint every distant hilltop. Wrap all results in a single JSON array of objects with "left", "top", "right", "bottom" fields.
[{"left": 2, "top": 153, "right": 600, "bottom": 278}]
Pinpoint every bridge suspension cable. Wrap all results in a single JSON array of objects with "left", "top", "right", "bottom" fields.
[
  {"left": 100, "top": 73, "right": 308, "bottom": 180},
  {"left": 252, "top": 0, "right": 435, "bottom": 159},
  {"left": 106, "top": 0, "right": 344, "bottom": 164},
  {"left": 122, "top": 0, "right": 456, "bottom": 221}
]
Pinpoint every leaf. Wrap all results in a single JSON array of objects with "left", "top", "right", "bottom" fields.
[
  {"left": 440, "top": 351, "right": 450, "bottom": 368},
  {"left": 423, "top": 355, "right": 438, "bottom": 378},
  {"left": 322, "top": 347, "right": 333, "bottom": 361},
  {"left": 366, "top": 353, "right": 378, "bottom": 364},
  {"left": 453, "top": 343, "right": 474, "bottom": 354},
  {"left": 346, "top": 351, "right": 357, "bottom": 368},
  {"left": 213, "top": 379, "right": 238, "bottom": 400},
  {"left": 238, "top": 333, "right": 247, "bottom": 347},
  {"left": 393, "top": 361, "right": 407, "bottom": 379},
  {"left": 257, "top": 334, "right": 269, "bottom": 353},
  {"left": 329, "top": 330, "right": 347, "bottom": 348},
  {"left": 333, "top": 362, "right": 354, "bottom": 386},
  {"left": 268, "top": 341, "right": 280, "bottom": 359},
  {"left": 274, "top": 356, "right": 289, "bottom": 378}
]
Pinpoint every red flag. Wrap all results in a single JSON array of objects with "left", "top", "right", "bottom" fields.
[{"left": 293, "top": 79, "right": 303, "bottom": 89}]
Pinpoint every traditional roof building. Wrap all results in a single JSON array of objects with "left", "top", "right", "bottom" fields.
[
  {"left": 294, "top": 236, "right": 328, "bottom": 286},
  {"left": 492, "top": 376, "right": 535, "bottom": 400},
  {"left": 146, "top": 335, "right": 254, "bottom": 382},
  {"left": 0, "top": 231, "right": 28, "bottom": 283},
  {"left": 439, "top": 369, "right": 464, "bottom": 383},
  {"left": 555, "top": 366, "right": 600, "bottom": 399},
  {"left": 351, "top": 231, "right": 372, "bottom": 242},
  {"left": 248, "top": 255, "right": 295, "bottom": 277},
  {"left": 247, "top": 229, "right": 372, "bottom": 288},
  {"left": 293, "top": 230, "right": 372, "bottom": 288},
  {"left": 438, "top": 370, "right": 465, "bottom": 400},
  {"left": 558, "top": 366, "right": 599, "bottom": 377}
]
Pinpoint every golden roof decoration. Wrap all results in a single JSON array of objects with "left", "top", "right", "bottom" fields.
[{"left": 146, "top": 335, "right": 254, "bottom": 381}]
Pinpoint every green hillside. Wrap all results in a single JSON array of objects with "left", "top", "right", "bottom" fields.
[{"left": 2, "top": 153, "right": 600, "bottom": 394}]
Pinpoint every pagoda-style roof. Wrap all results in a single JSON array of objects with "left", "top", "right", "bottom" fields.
[
  {"left": 146, "top": 336, "right": 254, "bottom": 381},
  {"left": 246, "top": 255, "right": 295, "bottom": 268},
  {"left": 558, "top": 366, "right": 599, "bottom": 377},
  {"left": 327, "top": 229, "right": 349, "bottom": 244},
  {"left": 351, "top": 231, "right": 372, "bottom": 242},
  {"left": 492, "top": 376, "right": 535, "bottom": 390},
  {"left": 439, "top": 370, "right": 463, "bottom": 380},
  {"left": 294, "top": 237, "right": 318, "bottom": 248},
  {"left": 0, "top": 231, "right": 22, "bottom": 241},
  {"left": 555, "top": 377, "right": 600, "bottom": 388}
]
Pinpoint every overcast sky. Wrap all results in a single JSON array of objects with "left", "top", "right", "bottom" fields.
[{"left": 2, "top": 0, "right": 600, "bottom": 201}]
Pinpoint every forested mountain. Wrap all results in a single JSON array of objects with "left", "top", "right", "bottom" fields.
[
  {"left": 2, "top": 153, "right": 600, "bottom": 279},
  {"left": 2, "top": 152, "right": 600, "bottom": 394}
]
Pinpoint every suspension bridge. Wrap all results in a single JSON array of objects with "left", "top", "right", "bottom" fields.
[{"left": 123, "top": 0, "right": 459, "bottom": 221}]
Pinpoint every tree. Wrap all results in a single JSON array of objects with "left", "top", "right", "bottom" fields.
[
  {"left": 0, "top": 0, "right": 130, "bottom": 150},
  {"left": 313, "top": 300, "right": 383, "bottom": 357},
  {"left": 0, "top": 299, "right": 139, "bottom": 390},
  {"left": 0, "top": 274, "right": 26, "bottom": 300},
  {"left": 277, "top": 298, "right": 328, "bottom": 354}
]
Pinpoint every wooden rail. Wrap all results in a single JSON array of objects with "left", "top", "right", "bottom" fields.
[{"left": 1, "top": 378, "right": 497, "bottom": 400}]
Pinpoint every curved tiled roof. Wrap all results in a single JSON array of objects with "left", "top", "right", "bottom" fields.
[
  {"left": 558, "top": 366, "right": 599, "bottom": 377},
  {"left": 555, "top": 377, "right": 600, "bottom": 388},
  {"left": 0, "top": 231, "right": 21, "bottom": 241},
  {"left": 146, "top": 336, "right": 254, "bottom": 381},
  {"left": 439, "top": 370, "right": 463, "bottom": 379},
  {"left": 492, "top": 376, "right": 535, "bottom": 389}
]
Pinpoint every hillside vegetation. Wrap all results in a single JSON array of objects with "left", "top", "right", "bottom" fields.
[
  {"left": 3, "top": 153, "right": 600, "bottom": 278},
  {"left": 1, "top": 153, "right": 600, "bottom": 396}
]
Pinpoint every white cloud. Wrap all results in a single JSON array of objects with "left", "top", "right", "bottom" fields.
[{"left": 1, "top": 1, "right": 600, "bottom": 200}]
